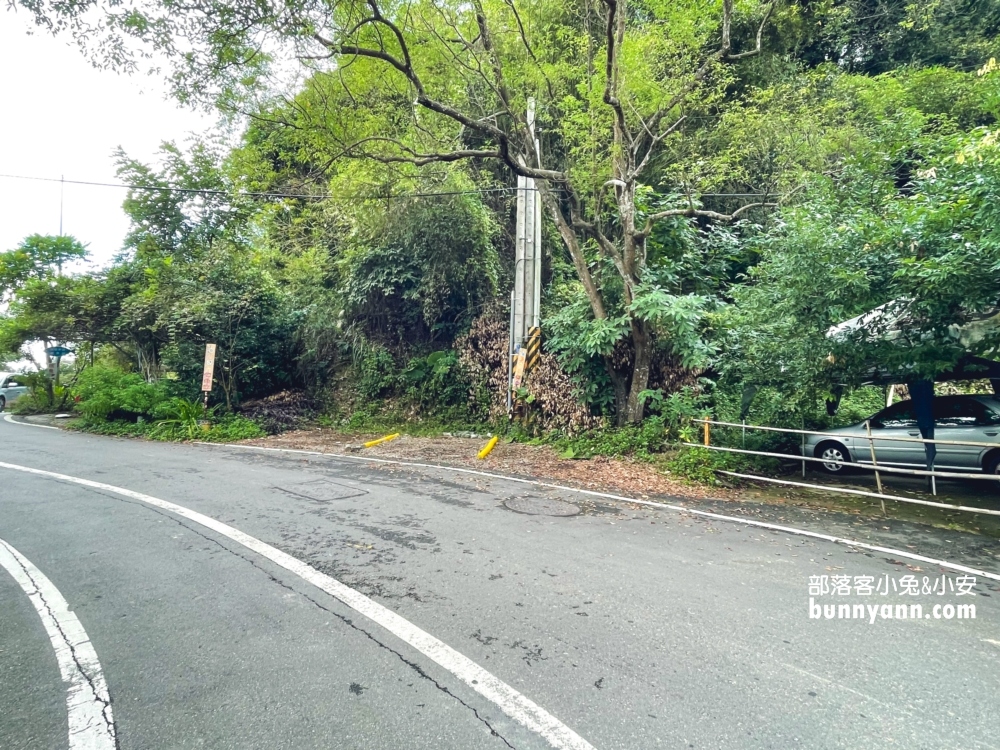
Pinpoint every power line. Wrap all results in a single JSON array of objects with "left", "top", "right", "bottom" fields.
[
  {"left": 0, "top": 172, "right": 515, "bottom": 200},
  {"left": 0, "top": 171, "right": 782, "bottom": 202}
]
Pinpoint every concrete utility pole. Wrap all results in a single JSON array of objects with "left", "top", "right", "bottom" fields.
[
  {"left": 512, "top": 98, "right": 542, "bottom": 348},
  {"left": 508, "top": 98, "right": 543, "bottom": 412}
]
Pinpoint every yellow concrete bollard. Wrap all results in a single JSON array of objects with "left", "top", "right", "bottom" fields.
[
  {"left": 363, "top": 433, "right": 400, "bottom": 448},
  {"left": 477, "top": 435, "right": 499, "bottom": 460}
]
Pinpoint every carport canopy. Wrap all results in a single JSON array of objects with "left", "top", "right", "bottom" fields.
[
  {"left": 826, "top": 299, "right": 1000, "bottom": 472},
  {"left": 739, "top": 302, "right": 1000, "bottom": 473}
]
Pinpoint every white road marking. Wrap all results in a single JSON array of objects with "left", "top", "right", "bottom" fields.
[
  {"left": 781, "top": 662, "right": 895, "bottom": 711},
  {"left": 213, "top": 443, "right": 1000, "bottom": 583},
  {"left": 6, "top": 417, "right": 995, "bottom": 584},
  {"left": 3, "top": 413, "right": 60, "bottom": 429},
  {"left": 0, "top": 537, "right": 116, "bottom": 750},
  {"left": 0, "top": 461, "right": 595, "bottom": 750}
]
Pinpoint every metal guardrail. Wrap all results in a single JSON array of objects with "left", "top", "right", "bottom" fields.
[{"left": 690, "top": 417, "right": 1000, "bottom": 515}]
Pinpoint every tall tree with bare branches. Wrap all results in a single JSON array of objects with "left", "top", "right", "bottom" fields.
[{"left": 16, "top": 0, "right": 779, "bottom": 422}]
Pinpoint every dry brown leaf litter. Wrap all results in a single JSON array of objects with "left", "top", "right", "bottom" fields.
[{"left": 241, "top": 429, "right": 735, "bottom": 502}]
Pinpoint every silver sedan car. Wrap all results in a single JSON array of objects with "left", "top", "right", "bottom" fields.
[
  {"left": 0, "top": 373, "right": 29, "bottom": 411},
  {"left": 805, "top": 395, "right": 1000, "bottom": 475}
]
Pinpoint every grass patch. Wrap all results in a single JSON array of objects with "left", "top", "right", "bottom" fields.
[
  {"left": 314, "top": 404, "right": 492, "bottom": 438},
  {"left": 68, "top": 414, "right": 266, "bottom": 442}
]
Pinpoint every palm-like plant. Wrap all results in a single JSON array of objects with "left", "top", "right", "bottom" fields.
[{"left": 153, "top": 397, "right": 217, "bottom": 440}]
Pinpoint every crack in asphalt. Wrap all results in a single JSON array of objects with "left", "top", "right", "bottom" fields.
[
  {"left": 4, "top": 545, "right": 119, "bottom": 749},
  {"left": 101, "top": 492, "right": 516, "bottom": 749}
]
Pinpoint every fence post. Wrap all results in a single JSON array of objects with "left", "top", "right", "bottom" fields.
[
  {"left": 703, "top": 420, "right": 710, "bottom": 447},
  {"left": 801, "top": 431, "right": 806, "bottom": 478},
  {"left": 865, "top": 419, "right": 887, "bottom": 515}
]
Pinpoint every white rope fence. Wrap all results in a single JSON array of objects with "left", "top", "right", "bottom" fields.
[{"left": 690, "top": 418, "right": 1000, "bottom": 517}]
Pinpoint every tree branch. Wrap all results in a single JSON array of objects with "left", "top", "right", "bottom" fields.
[
  {"left": 629, "top": 114, "right": 686, "bottom": 181},
  {"left": 534, "top": 182, "right": 609, "bottom": 321},
  {"left": 471, "top": 0, "right": 514, "bottom": 113},
  {"left": 600, "top": 0, "right": 631, "bottom": 151},
  {"left": 313, "top": 21, "right": 564, "bottom": 182},
  {"left": 351, "top": 141, "right": 502, "bottom": 166},
  {"left": 639, "top": 201, "right": 776, "bottom": 237},
  {"left": 641, "top": 0, "right": 775, "bottom": 142},
  {"left": 723, "top": 0, "right": 775, "bottom": 61}
]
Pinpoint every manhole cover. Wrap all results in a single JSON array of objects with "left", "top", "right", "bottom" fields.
[{"left": 503, "top": 496, "right": 580, "bottom": 516}]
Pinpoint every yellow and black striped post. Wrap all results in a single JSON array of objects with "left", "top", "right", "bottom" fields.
[
  {"left": 524, "top": 326, "right": 541, "bottom": 375},
  {"left": 510, "top": 326, "right": 542, "bottom": 422}
]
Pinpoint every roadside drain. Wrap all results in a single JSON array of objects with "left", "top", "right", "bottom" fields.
[{"left": 503, "top": 496, "right": 581, "bottom": 516}]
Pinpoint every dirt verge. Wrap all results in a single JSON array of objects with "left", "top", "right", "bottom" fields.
[
  {"left": 242, "top": 428, "right": 1000, "bottom": 542},
  {"left": 242, "top": 428, "right": 729, "bottom": 501}
]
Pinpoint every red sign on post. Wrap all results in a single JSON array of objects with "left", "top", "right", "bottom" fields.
[{"left": 201, "top": 343, "right": 217, "bottom": 392}]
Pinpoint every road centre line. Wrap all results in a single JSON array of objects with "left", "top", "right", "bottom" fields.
[
  {"left": 0, "top": 537, "right": 116, "bottom": 750},
  {"left": 211, "top": 443, "right": 1000, "bottom": 583},
  {"left": 0, "top": 460, "right": 595, "bottom": 750}
]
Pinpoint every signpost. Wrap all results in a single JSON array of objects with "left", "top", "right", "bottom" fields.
[
  {"left": 44, "top": 346, "right": 73, "bottom": 387},
  {"left": 201, "top": 343, "right": 217, "bottom": 409}
]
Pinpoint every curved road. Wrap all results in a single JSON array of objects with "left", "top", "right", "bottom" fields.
[{"left": 1, "top": 418, "right": 998, "bottom": 749}]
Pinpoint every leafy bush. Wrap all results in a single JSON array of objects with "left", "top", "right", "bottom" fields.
[
  {"left": 199, "top": 415, "right": 267, "bottom": 442},
  {"left": 340, "top": 190, "right": 500, "bottom": 344},
  {"left": 652, "top": 385, "right": 712, "bottom": 440},
  {"left": 72, "top": 367, "right": 172, "bottom": 422},
  {"left": 549, "top": 417, "right": 670, "bottom": 460},
  {"left": 357, "top": 345, "right": 399, "bottom": 400},
  {"left": 152, "top": 397, "right": 215, "bottom": 440},
  {"left": 403, "top": 350, "right": 474, "bottom": 417},
  {"left": 666, "top": 446, "right": 743, "bottom": 485},
  {"left": 71, "top": 412, "right": 264, "bottom": 442},
  {"left": 544, "top": 286, "right": 619, "bottom": 414},
  {"left": 9, "top": 372, "right": 58, "bottom": 414}
]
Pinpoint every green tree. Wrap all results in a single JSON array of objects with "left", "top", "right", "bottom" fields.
[
  {"left": 110, "top": 143, "right": 295, "bottom": 402},
  {"left": 14, "top": 0, "right": 785, "bottom": 423},
  {"left": 721, "top": 123, "right": 1000, "bottom": 403},
  {"left": 0, "top": 235, "right": 87, "bottom": 302},
  {"left": 339, "top": 191, "right": 499, "bottom": 344}
]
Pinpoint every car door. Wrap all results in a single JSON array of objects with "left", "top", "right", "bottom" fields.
[
  {"left": 866, "top": 402, "right": 924, "bottom": 466},
  {"left": 931, "top": 397, "right": 996, "bottom": 469}
]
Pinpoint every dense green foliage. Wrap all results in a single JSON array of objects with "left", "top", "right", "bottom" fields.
[{"left": 5, "top": 0, "right": 1000, "bottom": 459}]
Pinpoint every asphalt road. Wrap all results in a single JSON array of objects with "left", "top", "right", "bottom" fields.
[{"left": 2, "top": 418, "right": 999, "bottom": 749}]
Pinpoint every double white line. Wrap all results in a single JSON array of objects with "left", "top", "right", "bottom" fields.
[{"left": 0, "top": 537, "right": 116, "bottom": 749}]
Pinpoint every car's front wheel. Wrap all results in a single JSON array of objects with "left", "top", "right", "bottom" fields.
[
  {"left": 816, "top": 441, "right": 851, "bottom": 473},
  {"left": 0, "top": 396, "right": 6, "bottom": 412}
]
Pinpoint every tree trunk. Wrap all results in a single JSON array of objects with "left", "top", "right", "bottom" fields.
[
  {"left": 623, "top": 318, "right": 652, "bottom": 424},
  {"left": 605, "top": 356, "right": 629, "bottom": 427}
]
